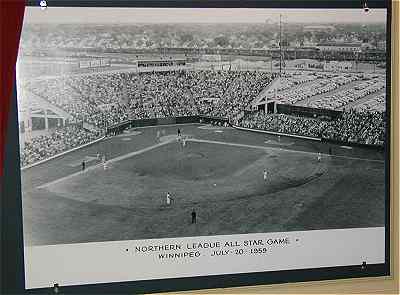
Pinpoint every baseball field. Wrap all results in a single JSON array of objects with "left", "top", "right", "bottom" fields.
[{"left": 21, "top": 123, "right": 385, "bottom": 246}]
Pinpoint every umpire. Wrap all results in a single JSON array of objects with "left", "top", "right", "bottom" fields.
[{"left": 191, "top": 209, "right": 197, "bottom": 224}]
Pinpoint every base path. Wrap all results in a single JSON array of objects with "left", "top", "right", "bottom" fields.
[
  {"left": 37, "top": 139, "right": 173, "bottom": 189},
  {"left": 36, "top": 135, "right": 384, "bottom": 190}
]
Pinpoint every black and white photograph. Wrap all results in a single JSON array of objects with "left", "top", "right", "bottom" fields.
[{"left": 17, "top": 6, "right": 387, "bottom": 249}]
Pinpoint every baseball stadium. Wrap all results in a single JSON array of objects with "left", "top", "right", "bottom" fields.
[
  {"left": 18, "top": 62, "right": 387, "bottom": 246},
  {"left": 17, "top": 21, "right": 387, "bottom": 246}
]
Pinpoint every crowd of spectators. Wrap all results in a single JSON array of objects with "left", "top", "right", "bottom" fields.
[
  {"left": 127, "top": 70, "right": 238, "bottom": 119},
  {"left": 20, "top": 68, "right": 386, "bottom": 167},
  {"left": 239, "top": 110, "right": 385, "bottom": 146},
  {"left": 322, "top": 109, "right": 385, "bottom": 145},
  {"left": 23, "top": 70, "right": 275, "bottom": 127},
  {"left": 240, "top": 112, "right": 330, "bottom": 139},
  {"left": 210, "top": 71, "right": 275, "bottom": 119},
  {"left": 20, "top": 125, "right": 100, "bottom": 166}
]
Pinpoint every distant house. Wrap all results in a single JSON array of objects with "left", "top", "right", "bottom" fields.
[
  {"left": 293, "top": 59, "right": 322, "bottom": 69},
  {"left": 302, "top": 40, "right": 317, "bottom": 47},
  {"left": 361, "top": 42, "right": 375, "bottom": 50}
]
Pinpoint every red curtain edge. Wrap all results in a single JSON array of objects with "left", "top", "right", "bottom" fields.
[{"left": 1, "top": 0, "right": 26, "bottom": 177}]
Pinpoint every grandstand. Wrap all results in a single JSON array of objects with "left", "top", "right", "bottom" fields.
[
  {"left": 19, "top": 67, "right": 386, "bottom": 167},
  {"left": 18, "top": 65, "right": 387, "bottom": 246}
]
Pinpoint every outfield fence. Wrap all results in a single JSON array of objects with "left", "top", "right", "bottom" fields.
[{"left": 106, "top": 115, "right": 229, "bottom": 135}]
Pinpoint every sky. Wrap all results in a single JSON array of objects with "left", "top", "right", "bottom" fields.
[{"left": 24, "top": 7, "right": 387, "bottom": 24}]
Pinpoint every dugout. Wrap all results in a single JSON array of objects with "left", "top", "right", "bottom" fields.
[
  {"left": 199, "top": 115, "right": 230, "bottom": 126},
  {"left": 266, "top": 101, "right": 276, "bottom": 114},
  {"left": 255, "top": 101, "right": 276, "bottom": 114},
  {"left": 276, "top": 104, "right": 342, "bottom": 120}
]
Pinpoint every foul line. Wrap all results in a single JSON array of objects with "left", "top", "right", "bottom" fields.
[
  {"left": 187, "top": 138, "right": 384, "bottom": 163},
  {"left": 233, "top": 125, "right": 322, "bottom": 141},
  {"left": 21, "top": 136, "right": 106, "bottom": 171},
  {"left": 37, "top": 140, "right": 172, "bottom": 189}
]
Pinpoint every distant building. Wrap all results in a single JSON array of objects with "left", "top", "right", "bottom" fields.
[
  {"left": 316, "top": 42, "right": 362, "bottom": 53},
  {"left": 377, "top": 41, "right": 387, "bottom": 50},
  {"left": 134, "top": 58, "right": 188, "bottom": 72},
  {"left": 201, "top": 54, "right": 222, "bottom": 62},
  {"left": 303, "top": 25, "right": 335, "bottom": 32}
]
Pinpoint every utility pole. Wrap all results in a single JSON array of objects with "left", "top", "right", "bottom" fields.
[
  {"left": 279, "top": 14, "right": 283, "bottom": 77},
  {"left": 270, "top": 52, "right": 273, "bottom": 73}
]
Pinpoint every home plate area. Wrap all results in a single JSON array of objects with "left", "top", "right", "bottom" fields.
[
  {"left": 264, "top": 139, "right": 294, "bottom": 146},
  {"left": 67, "top": 155, "right": 98, "bottom": 167}
]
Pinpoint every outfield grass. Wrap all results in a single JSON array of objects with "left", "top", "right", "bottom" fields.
[{"left": 21, "top": 124, "right": 385, "bottom": 246}]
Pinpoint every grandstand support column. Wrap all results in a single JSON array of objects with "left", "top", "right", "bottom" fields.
[
  {"left": 24, "top": 106, "right": 32, "bottom": 143},
  {"left": 270, "top": 56, "right": 273, "bottom": 73},
  {"left": 44, "top": 108, "right": 49, "bottom": 131}
]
